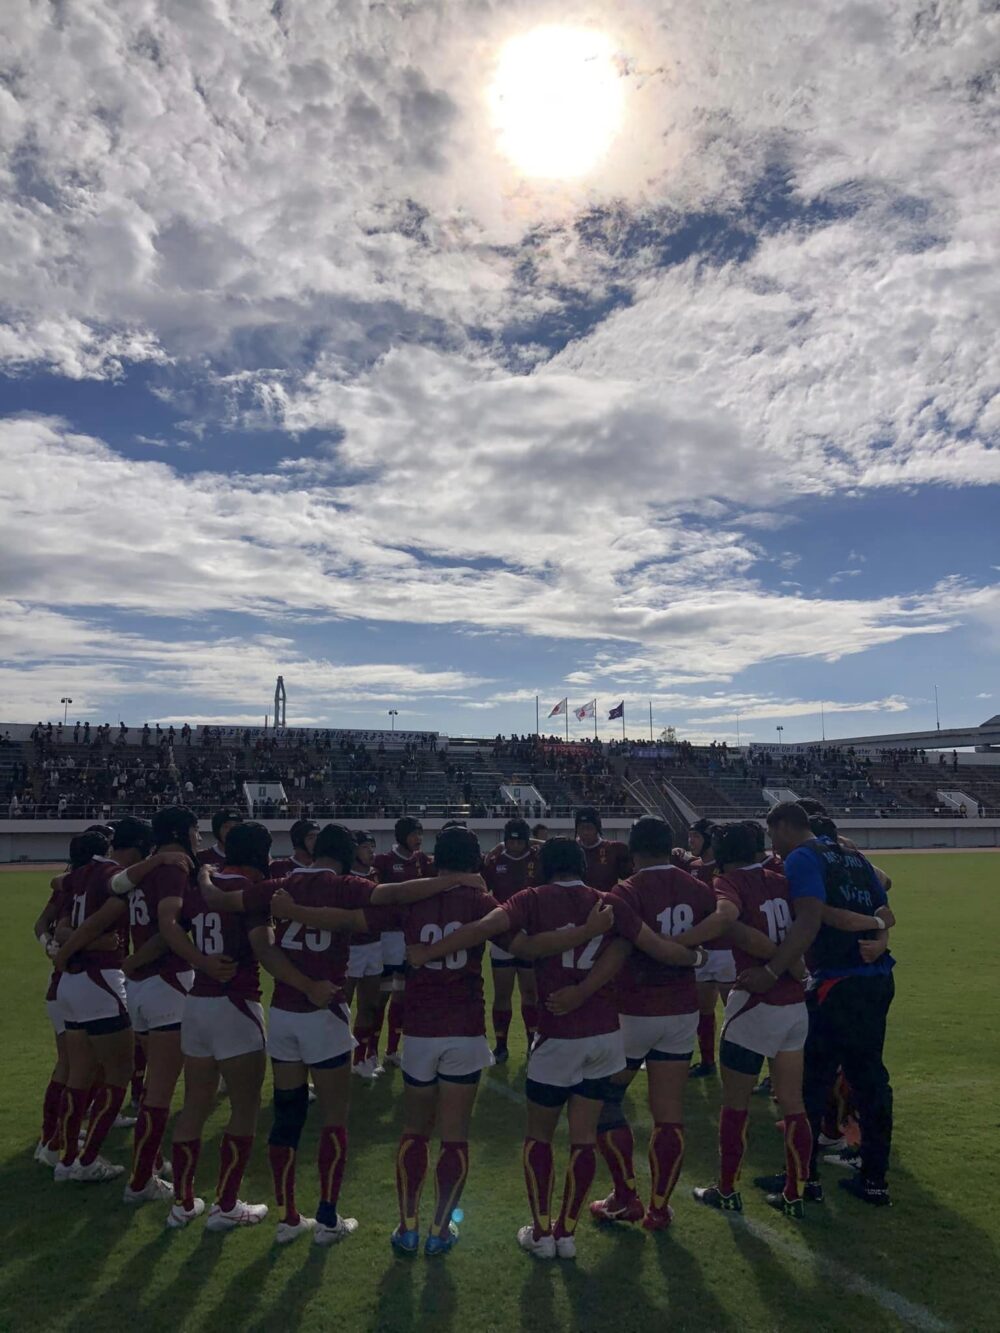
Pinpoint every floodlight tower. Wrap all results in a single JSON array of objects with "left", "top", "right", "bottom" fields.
[{"left": 274, "top": 675, "right": 287, "bottom": 728}]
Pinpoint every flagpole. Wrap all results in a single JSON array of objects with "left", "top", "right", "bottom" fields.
[
  {"left": 594, "top": 699, "right": 598, "bottom": 741},
  {"left": 535, "top": 695, "right": 539, "bottom": 737},
  {"left": 565, "top": 700, "right": 568, "bottom": 742},
  {"left": 648, "top": 700, "right": 653, "bottom": 742},
  {"left": 622, "top": 701, "right": 626, "bottom": 740}
]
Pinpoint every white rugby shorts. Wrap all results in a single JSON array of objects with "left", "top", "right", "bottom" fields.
[
  {"left": 526, "top": 1029, "right": 625, "bottom": 1089},
  {"left": 127, "top": 970, "right": 194, "bottom": 1034},
  {"left": 401, "top": 1034, "right": 494, "bottom": 1084},
  {"left": 267, "top": 1003, "right": 355, "bottom": 1066},
  {"left": 721, "top": 990, "right": 809, "bottom": 1058},
  {"left": 621, "top": 1011, "right": 699, "bottom": 1062},
  {"left": 489, "top": 941, "right": 522, "bottom": 966},
  {"left": 45, "top": 995, "right": 67, "bottom": 1037},
  {"left": 58, "top": 968, "right": 128, "bottom": 1027},
  {"left": 181, "top": 995, "right": 265, "bottom": 1061},
  {"left": 381, "top": 931, "right": 406, "bottom": 969},
  {"left": 696, "top": 949, "right": 736, "bottom": 985},
  {"left": 348, "top": 941, "right": 384, "bottom": 979}
]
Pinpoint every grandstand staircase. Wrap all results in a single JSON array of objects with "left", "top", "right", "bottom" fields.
[
  {"left": 621, "top": 776, "right": 686, "bottom": 843},
  {"left": 937, "top": 790, "right": 981, "bottom": 816}
]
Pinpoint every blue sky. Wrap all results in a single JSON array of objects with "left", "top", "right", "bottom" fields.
[{"left": 1, "top": 2, "right": 997, "bottom": 743}]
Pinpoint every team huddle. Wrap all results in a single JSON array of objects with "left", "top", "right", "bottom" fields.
[{"left": 33, "top": 801, "right": 896, "bottom": 1258}]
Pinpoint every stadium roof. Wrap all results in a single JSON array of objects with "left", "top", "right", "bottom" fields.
[{"left": 797, "top": 715, "right": 1000, "bottom": 751}]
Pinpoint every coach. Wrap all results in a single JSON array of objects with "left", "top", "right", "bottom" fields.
[{"left": 759, "top": 803, "right": 895, "bottom": 1207}]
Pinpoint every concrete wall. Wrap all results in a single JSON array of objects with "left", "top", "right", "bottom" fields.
[{"left": 2, "top": 816, "right": 998, "bottom": 863}]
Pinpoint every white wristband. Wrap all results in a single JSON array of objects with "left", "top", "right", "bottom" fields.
[
  {"left": 110, "top": 869, "right": 134, "bottom": 896},
  {"left": 873, "top": 915, "right": 888, "bottom": 930},
  {"left": 763, "top": 963, "right": 779, "bottom": 981}
]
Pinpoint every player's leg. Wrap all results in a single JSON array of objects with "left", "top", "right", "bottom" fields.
[
  {"left": 693, "top": 979, "right": 719, "bottom": 1076},
  {"left": 168, "top": 1054, "right": 218, "bottom": 1226},
  {"left": 38, "top": 1027, "right": 68, "bottom": 1162},
  {"left": 427, "top": 1077, "right": 478, "bottom": 1250},
  {"left": 763, "top": 1047, "right": 813, "bottom": 1215},
  {"left": 520, "top": 1095, "right": 562, "bottom": 1254},
  {"left": 490, "top": 958, "right": 516, "bottom": 1060},
  {"left": 516, "top": 966, "right": 540, "bottom": 1045},
  {"left": 393, "top": 1076, "right": 436, "bottom": 1251},
  {"left": 312, "top": 1054, "right": 356, "bottom": 1244},
  {"left": 385, "top": 975, "right": 405, "bottom": 1064},
  {"left": 643, "top": 1057, "right": 690, "bottom": 1228},
  {"left": 77, "top": 1023, "right": 134, "bottom": 1172},
  {"left": 833, "top": 976, "right": 894, "bottom": 1205},
  {"left": 369, "top": 959, "right": 393, "bottom": 1064},
  {"left": 693, "top": 1054, "right": 756, "bottom": 1212},
  {"left": 269, "top": 1058, "right": 310, "bottom": 1241},
  {"left": 128, "top": 1025, "right": 183, "bottom": 1199},
  {"left": 352, "top": 974, "right": 381, "bottom": 1078},
  {"left": 130, "top": 1033, "right": 147, "bottom": 1113},
  {"left": 55, "top": 1027, "right": 98, "bottom": 1173},
  {"left": 210, "top": 1045, "right": 267, "bottom": 1225},
  {"left": 552, "top": 1089, "right": 604, "bottom": 1253},
  {"left": 591, "top": 1068, "right": 643, "bottom": 1222},
  {"left": 802, "top": 990, "right": 846, "bottom": 1184}
]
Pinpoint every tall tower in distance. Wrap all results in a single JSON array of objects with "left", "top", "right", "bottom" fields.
[{"left": 274, "top": 675, "right": 287, "bottom": 729}]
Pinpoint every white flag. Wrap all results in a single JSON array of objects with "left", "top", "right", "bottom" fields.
[
  {"left": 547, "top": 698, "right": 568, "bottom": 717},
  {"left": 575, "top": 699, "right": 596, "bottom": 720}
]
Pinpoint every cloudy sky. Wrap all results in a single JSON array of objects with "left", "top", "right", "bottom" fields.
[{"left": 1, "top": 0, "right": 997, "bottom": 742}]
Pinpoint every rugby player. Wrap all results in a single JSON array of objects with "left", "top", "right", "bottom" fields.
[
  {"left": 46, "top": 821, "right": 191, "bottom": 1188},
  {"left": 482, "top": 818, "right": 541, "bottom": 1062},
  {"left": 372, "top": 818, "right": 434, "bottom": 1068},
  {"left": 370, "top": 826, "right": 498, "bottom": 1257},
  {"left": 197, "top": 809, "right": 243, "bottom": 868},
  {"left": 345, "top": 831, "right": 385, "bottom": 1081},
  {"left": 269, "top": 819, "right": 319, "bottom": 879},
  {"left": 409, "top": 836, "right": 703, "bottom": 1259},
  {"left": 691, "top": 822, "right": 815, "bottom": 1218},
  {"left": 159, "top": 820, "right": 269, "bottom": 1230},
  {"left": 574, "top": 807, "right": 632, "bottom": 891},
  {"left": 683, "top": 819, "right": 734, "bottom": 1079},
  {"left": 585, "top": 816, "right": 724, "bottom": 1229}
]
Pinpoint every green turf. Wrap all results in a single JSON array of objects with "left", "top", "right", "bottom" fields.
[{"left": 1, "top": 854, "right": 997, "bottom": 1333}]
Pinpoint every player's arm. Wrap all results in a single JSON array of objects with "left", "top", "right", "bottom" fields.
[
  {"left": 268, "top": 888, "right": 368, "bottom": 932},
  {"left": 52, "top": 897, "right": 127, "bottom": 971},
  {"left": 370, "top": 871, "right": 484, "bottom": 906},
  {"left": 822, "top": 904, "right": 895, "bottom": 932},
  {"left": 630, "top": 922, "right": 703, "bottom": 968},
  {"left": 858, "top": 929, "right": 890, "bottom": 963},
  {"left": 673, "top": 899, "right": 740, "bottom": 948},
  {"left": 157, "top": 895, "right": 235, "bottom": 983},
  {"left": 738, "top": 876, "right": 824, "bottom": 994},
  {"left": 194, "top": 863, "right": 264, "bottom": 915},
  {"left": 545, "top": 939, "right": 632, "bottom": 1016},
  {"left": 109, "top": 850, "right": 193, "bottom": 897},
  {"left": 248, "top": 924, "right": 334, "bottom": 1009},
  {"left": 122, "top": 934, "right": 168, "bottom": 978},
  {"left": 407, "top": 907, "right": 511, "bottom": 968},
  {"left": 508, "top": 899, "right": 614, "bottom": 960}
]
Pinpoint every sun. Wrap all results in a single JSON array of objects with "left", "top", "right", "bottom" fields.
[{"left": 488, "top": 26, "right": 625, "bottom": 180}]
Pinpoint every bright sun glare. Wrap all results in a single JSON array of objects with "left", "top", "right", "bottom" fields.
[{"left": 489, "top": 27, "right": 625, "bottom": 180}]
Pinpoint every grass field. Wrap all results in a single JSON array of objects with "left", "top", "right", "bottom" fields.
[{"left": 1, "top": 853, "right": 998, "bottom": 1333}]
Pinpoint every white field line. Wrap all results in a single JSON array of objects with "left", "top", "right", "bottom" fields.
[{"left": 482, "top": 1074, "right": 952, "bottom": 1333}]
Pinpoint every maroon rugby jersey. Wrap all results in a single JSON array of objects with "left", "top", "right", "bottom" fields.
[
  {"left": 687, "top": 857, "right": 728, "bottom": 950},
  {"left": 762, "top": 852, "right": 784, "bottom": 874},
  {"left": 714, "top": 866, "right": 804, "bottom": 1006},
  {"left": 268, "top": 855, "right": 312, "bottom": 879},
  {"left": 402, "top": 884, "right": 499, "bottom": 1038},
  {"left": 248, "top": 868, "right": 388, "bottom": 1012},
  {"left": 372, "top": 847, "right": 433, "bottom": 935},
  {"left": 482, "top": 847, "right": 541, "bottom": 904},
  {"left": 610, "top": 866, "right": 716, "bottom": 1016},
  {"left": 197, "top": 844, "right": 227, "bottom": 869},
  {"left": 579, "top": 839, "right": 632, "bottom": 893},
  {"left": 60, "top": 858, "right": 125, "bottom": 970},
  {"left": 184, "top": 869, "right": 268, "bottom": 1001},
  {"left": 503, "top": 881, "right": 627, "bottom": 1040},
  {"left": 348, "top": 863, "right": 381, "bottom": 946},
  {"left": 128, "top": 862, "right": 195, "bottom": 982},
  {"left": 44, "top": 878, "right": 72, "bottom": 1001}
]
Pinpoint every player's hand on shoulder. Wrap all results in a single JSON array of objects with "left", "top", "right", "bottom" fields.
[
  {"left": 789, "top": 957, "right": 808, "bottom": 981},
  {"left": 407, "top": 942, "right": 431, "bottom": 968},
  {"left": 161, "top": 850, "right": 194, "bottom": 871},
  {"left": 547, "top": 985, "right": 583, "bottom": 1016},
  {"left": 586, "top": 898, "right": 614, "bottom": 937},
  {"left": 270, "top": 888, "right": 294, "bottom": 919},
  {"left": 307, "top": 979, "right": 335, "bottom": 1009}
]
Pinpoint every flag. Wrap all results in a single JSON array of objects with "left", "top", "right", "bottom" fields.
[
  {"left": 575, "top": 699, "right": 596, "bottom": 720},
  {"left": 547, "top": 698, "right": 568, "bottom": 718},
  {"left": 608, "top": 701, "right": 624, "bottom": 720}
]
